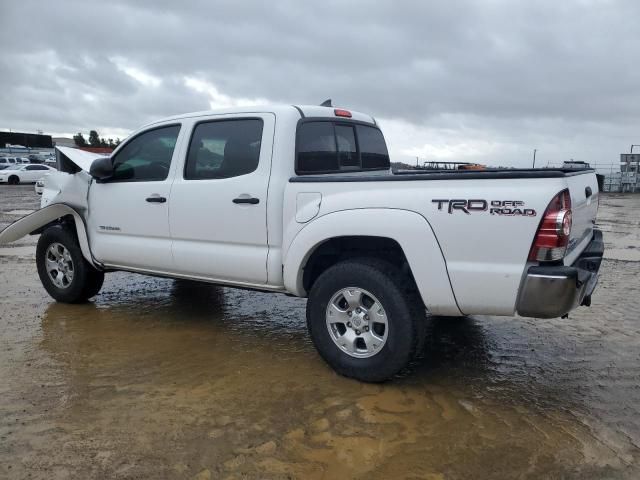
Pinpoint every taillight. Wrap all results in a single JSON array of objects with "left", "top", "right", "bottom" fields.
[{"left": 528, "top": 189, "right": 572, "bottom": 262}]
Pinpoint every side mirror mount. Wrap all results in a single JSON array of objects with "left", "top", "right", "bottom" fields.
[{"left": 89, "top": 157, "right": 113, "bottom": 181}]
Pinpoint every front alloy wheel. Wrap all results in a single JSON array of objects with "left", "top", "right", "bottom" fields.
[
  {"left": 36, "top": 225, "right": 105, "bottom": 303},
  {"left": 45, "top": 242, "right": 75, "bottom": 288}
]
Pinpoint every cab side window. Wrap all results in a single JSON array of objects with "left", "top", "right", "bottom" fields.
[
  {"left": 111, "top": 125, "right": 181, "bottom": 182},
  {"left": 184, "top": 119, "right": 263, "bottom": 180}
]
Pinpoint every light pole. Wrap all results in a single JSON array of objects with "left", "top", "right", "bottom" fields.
[{"left": 532, "top": 149, "right": 537, "bottom": 168}]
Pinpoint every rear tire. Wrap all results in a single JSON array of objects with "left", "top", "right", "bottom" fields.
[
  {"left": 306, "top": 258, "right": 425, "bottom": 382},
  {"left": 36, "top": 225, "right": 104, "bottom": 303}
]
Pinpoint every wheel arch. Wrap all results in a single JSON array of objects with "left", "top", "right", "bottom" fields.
[
  {"left": 0, "top": 203, "right": 98, "bottom": 268},
  {"left": 283, "top": 208, "right": 462, "bottom": 316}
]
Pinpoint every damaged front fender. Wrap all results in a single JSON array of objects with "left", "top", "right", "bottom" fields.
[
  {"left": 1, "top": 145, "right": 102, "bottom": 268},
  {"left": 0, "top": 204, "right": 98, "bottom": 268}
]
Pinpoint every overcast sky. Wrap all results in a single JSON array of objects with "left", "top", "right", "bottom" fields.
[{"left": 1, "top": 0, "right": 638, "bottom": 169}]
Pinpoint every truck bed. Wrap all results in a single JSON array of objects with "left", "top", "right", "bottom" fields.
[{"left": 290, "top": 168, "right": 596, "bottom": 182}]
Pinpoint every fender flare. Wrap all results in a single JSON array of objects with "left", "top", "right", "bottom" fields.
[
  {"left": 283, "top": 208, "right": 462, "bottom": 316},
  {"left": 0, "top": 203, "right": 98, "bottom": 268}
]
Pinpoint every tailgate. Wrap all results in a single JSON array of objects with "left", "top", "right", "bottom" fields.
[{"left": 565, "top": 171, "right": 599, "bottom": 263}]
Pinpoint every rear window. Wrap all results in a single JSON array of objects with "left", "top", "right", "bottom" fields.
[
  {"left": 296, "top": 121, "right": 390, "bottom": 174},
  {"left": 356, "top": 125, "right": 390, "bottom": 169}
]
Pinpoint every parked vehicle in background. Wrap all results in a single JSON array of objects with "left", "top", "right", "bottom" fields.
[
  {"left": 0, "top": 164, "right": 56, "bottom": 184},
  {"left": 0, "top": 165, "right": 9, "bottom": 170},
  {"left": 17, "top": 157, "right": 31, "bottom": 164},
  {"left": 0, "top": 157, "right": 18, "bottom": 167},
  {"left": 0, "top": 104, "right": 604, "bottom": 382}
]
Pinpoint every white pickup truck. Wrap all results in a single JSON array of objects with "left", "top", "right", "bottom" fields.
[{"left": 0, "top": 104, "right": 603, "bottom": 381}]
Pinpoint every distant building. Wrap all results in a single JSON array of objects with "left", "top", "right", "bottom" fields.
[
  {"left": 562, "top": 160, "right": 591, "bottom": 169},
  {"left": 603, "top": 153, "right": 640, "bottom": 193},
  {"left": 52, "top": 137, "right": 76, "bottom": 148},
  {"left": 620, "top": 153, "right": 639, "bottom": 173},
  {"left": 0, "top": 131, "right": 52, "bottom": 149},
  {"left": 79, "top": 147, "right": 114, "bottom": 154}
]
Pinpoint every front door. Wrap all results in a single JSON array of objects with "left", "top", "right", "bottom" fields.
[
  {"left": 169, "top": 114, "right": 274, "bottom": 285},
  {"left": 87, "top": 124, "right": 182, "bottom": 271}
]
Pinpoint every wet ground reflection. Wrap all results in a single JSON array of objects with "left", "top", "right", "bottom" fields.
[{"left": 8, "top": 264, "right": 629, "bottom": 478}]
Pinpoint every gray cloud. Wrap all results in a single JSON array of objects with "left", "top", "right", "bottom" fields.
[{"left": 1, "top": 0, "right": 638, "bottom": 168}]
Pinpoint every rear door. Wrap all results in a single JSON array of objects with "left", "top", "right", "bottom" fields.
[
  {"left": 87, "top": 123, "right": 183, "bottom": 271},
  {"left": 169, "top": 114, "right": 274, "bottom": 285}
]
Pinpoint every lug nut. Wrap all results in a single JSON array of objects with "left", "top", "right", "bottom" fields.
[
  {"left": 364, "top": 314, "right": 369, "bottom": 320},
  {"left": 347, "top": 311, "right": 352, "bottom": 317},
  {"left": 347, "top": 322, "right": 352, "bottom": 328},
  {"left": 355, "top": 330, "right": 361, "bottom": 335},
  {"left": 356, "top": 308, "right": 361, "bottom": 313},
  {"left": 364, "top": 326, "right": 369, "bottom": 331}
]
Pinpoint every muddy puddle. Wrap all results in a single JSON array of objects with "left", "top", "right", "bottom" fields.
[{"left": 1, "top": 186, "right": 639, "bottom": 479}]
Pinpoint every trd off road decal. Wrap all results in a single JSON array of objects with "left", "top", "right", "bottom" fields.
[{"left": 432, "top": 199, "right": 536, "bottom": 216}]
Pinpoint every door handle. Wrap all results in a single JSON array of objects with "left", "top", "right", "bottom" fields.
[
  {"left": 146, "top": 195, "right": 167, "bottom": 203},
  {"left": 585, "top": 186, "right": 592, "bottom": 198},
  {"left": 233, "top": 197, "right": 260, "bottom": 205}
]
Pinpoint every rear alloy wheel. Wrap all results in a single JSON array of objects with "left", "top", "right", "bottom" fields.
[
  {"left": 326, "top": 287, "right": 389, "bottom": 358},
  {"left": 307, "top": 258, "right": 424, "bottom": 382}
]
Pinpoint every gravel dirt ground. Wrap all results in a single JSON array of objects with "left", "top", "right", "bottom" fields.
[{"left": 0, "top": 185, "right": 639, "bottom": 479}]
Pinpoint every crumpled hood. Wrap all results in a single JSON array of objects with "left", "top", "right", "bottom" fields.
[{"left": 56, "top": 146, "right": 105, "bottom": 173}]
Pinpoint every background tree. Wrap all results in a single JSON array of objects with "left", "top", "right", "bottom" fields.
[
  {"left": 88, "top": 130, "right": 101, "bottom": 147},
  {"left": 73, "top": 132, "right": 87, "bottom": 147}
]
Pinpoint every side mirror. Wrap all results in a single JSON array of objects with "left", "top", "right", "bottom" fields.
[{"left": 89, "top": 157, "right": 114, "bottom": 181}]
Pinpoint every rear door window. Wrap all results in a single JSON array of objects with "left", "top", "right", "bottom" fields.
[{"left": 184, "top": 118, "right": 263, "bottom": 180}]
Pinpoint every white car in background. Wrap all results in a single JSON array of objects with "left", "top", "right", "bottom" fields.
[
  {"left": 0, "top": 164, "right": 55, "bottom": 185},
  {"left": 0, "top": 157, "right": 18, "bottom": 167}
]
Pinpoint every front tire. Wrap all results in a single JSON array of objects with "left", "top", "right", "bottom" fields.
[
  {"left": 36, "top": 225, "right": 104, "bottom": 303},
  {"left": 306, "top": 258, "right": 424, "bottom": 382},
  {"left": 8, "top": 175, "right": 19, "bottom": 185}
]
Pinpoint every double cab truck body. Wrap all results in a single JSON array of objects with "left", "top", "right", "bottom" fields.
[{"left": 0, "top": 105, "right": 603, "bottom": 381}]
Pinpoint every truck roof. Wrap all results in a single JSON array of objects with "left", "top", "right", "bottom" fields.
[{"left": 144, "top": 104, "right": 376, "bottom": 128}]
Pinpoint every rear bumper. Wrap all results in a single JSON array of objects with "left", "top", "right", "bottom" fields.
[{"left": 516, "top": 229, "right": 604, "bottom": 318}]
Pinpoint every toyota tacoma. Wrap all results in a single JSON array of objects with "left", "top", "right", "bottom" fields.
[{"left": 0, "top": 104, "right": 604, "bottom": 381}]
